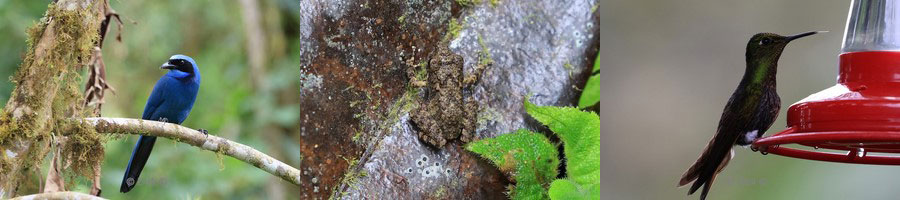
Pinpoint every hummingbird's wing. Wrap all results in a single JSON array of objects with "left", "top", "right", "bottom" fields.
[
  {"left": 680, "top": 90, "right": 757, "bottom": 200},
  {"left": 678, "top": 138, "right": 735, "bottom": 187}
]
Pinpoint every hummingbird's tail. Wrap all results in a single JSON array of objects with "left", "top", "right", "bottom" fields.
[
  {"left": 678, "top": 136, "right": 735, "bottom": 200},
  {"left": 121, "top": 135, "right": 157, "bottom": 193}
]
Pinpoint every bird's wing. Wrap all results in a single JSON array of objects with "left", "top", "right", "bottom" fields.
[
  {"left": 678, "top": 130, "right": 738, "bottom": 186},
  {"left": 680, "top": 89, "right": 757, "bottom": 200},
  {"left": 141, "top": 78, "right": 168, "bottom": 120}
]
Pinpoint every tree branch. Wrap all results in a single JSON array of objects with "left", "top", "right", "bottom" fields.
[
  {"left": 77, "top": 117, "right": 301, "bottom": 185},
  {"left": 10, "top": 191, "right": 107, "bottom": 200}
]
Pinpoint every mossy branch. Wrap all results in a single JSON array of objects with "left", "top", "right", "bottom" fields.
[
  {"left": 73, "top": 117, "right": 302, "bottom": 186},
  {"left": 1, "top": 0, "right": 108, "bottom": 195},
  {"left": 10, "top": 191, "right": 107, "bottom": 200}
]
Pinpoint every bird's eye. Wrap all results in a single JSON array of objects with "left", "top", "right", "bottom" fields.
[
  {"left": 170, "top": 59, "right": 186, "bottom": 66},
  {"left": 759, "top": 38, "right": 773, "bottom": 45}
]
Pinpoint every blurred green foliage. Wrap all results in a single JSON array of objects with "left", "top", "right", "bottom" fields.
[
  {"left": 0, "top": 0, "right": 300, "bottom": 199},
  {"left": 0, "top": 0, "right": 47, "bottom": 103}
]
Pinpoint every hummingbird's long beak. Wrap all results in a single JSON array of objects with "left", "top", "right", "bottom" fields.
[{"left": 787, "top": 31, "right": 827, "bottom": 41}]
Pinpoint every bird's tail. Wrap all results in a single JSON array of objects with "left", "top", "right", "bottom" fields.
[
  {"left": 678, "top": 137, "right": 735, "bottom": 200},
  {"left": 121, "top": 135, "right": 157, "bottom": 193}
]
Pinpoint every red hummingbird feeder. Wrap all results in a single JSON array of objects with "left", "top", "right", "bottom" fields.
[{"left": 750, "top": 0, "right": 900, "bottom": 165}]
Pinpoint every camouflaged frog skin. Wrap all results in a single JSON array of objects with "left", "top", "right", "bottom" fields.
[{"left": 408, "top": 46, "right": 484, "bottom": 148}]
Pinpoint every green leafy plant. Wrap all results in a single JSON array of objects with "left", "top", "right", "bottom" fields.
[
  {"left": 466, "top": 98, "right": 600, "bottom": 200},
  {"left": 466, "top": 129, "right": 559, "bottom": 199}
]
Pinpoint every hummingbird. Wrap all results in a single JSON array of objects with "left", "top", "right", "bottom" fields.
[{"left": 678, "top": 31, "right": 822, "bottom": 200}]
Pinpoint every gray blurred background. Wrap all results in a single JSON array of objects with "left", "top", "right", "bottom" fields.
[{"left": 596, "top": 0, "right": 900, "bottom": 199}]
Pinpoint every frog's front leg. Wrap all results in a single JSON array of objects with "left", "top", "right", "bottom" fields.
[{"left": 460, "top": 96, "right": 478, "bottom": 143}]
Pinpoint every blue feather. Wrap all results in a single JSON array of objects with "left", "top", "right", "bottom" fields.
[{"left": 121, "top": 54, "right": 200, "bottom": 193}]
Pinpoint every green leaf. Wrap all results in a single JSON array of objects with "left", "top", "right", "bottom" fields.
[
  {"left": 578, "top": 51, "right": 601, "bottom": 108},
  {"left": 524, "top": 99, "right": 600, "bottom": 187},
  {"left": 466, "top": 129, "right": 560, "bottom": 200},
  {"left": 549, "top": 179, "right": 600, "bottom": 200}
]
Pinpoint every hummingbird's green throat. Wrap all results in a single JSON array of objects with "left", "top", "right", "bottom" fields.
[{"left": 744, "top": 31, "right": 823, "bottom": 84}]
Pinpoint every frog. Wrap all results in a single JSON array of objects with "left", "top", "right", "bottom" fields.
[{"left": 407, "top": 45, "right": 487, "bottom": 148}]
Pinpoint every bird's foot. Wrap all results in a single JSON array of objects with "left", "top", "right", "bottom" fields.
[
  {"left": 159, "top": 117, "right": 169, "bottom": 123},
  {"left": 750, "top": 145, "right": 769, "bottom": 155},
  {"left": 198, "top": 129, "right": 209, "bottom": 137}
]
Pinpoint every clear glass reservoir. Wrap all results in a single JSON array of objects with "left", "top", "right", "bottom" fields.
[{"left": 842, "top": 0, "right": 900, "bottom": 53}]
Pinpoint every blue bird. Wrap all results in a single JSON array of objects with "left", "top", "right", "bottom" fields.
[{"left": 121, "top": 54, "right": 200, "bottom": 193}]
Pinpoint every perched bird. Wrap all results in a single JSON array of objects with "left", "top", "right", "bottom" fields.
[
  {"left": 121, "top": 54, "right": 201, "bottom": 193},
  {"left": 678, "top": 32, "right": 821, "bottom": 200}
]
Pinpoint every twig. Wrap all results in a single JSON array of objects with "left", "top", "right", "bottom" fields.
[
  {"left": 10, "top": 191, "right": 107, "bottom": 200},
  {"left": 75, "top": 117, "right": 302, "bottom": 186}
]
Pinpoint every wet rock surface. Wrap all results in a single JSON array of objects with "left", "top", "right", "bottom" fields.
[{"left": 299, "top": 0, "right": 598, "bottom": 199}]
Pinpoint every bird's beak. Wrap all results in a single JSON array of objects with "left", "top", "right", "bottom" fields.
[
  {"left": 787, "top": 31, "right": 827, "bottom": 41},
  {"left": 161, "top": 62, "right": 175, "bottom": 70}
]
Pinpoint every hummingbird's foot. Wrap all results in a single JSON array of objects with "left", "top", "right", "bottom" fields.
[
  {"left": 198, "top": 129, "right": 209, "bottom": 137},
  {"left": 759, "top": 147, "right": 770, "bottom": 155},
  {"left": 750, "top": 145, "right": 769, "bottom": 155}
]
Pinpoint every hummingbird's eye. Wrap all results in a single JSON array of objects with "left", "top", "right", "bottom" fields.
[{"left": 759, "top": 38, "right": 773, "bottom": 45}]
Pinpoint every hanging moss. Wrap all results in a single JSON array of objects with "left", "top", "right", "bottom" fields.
[
  {"left": 0, "top": 1, "right": 105, "bottom": 192},
  {"left": 57, "top": 118, "right": 105, "bottom": 178}
]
